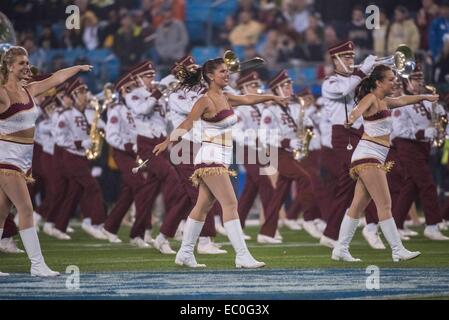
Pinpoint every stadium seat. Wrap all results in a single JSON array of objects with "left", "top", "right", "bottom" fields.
[{"left": 191, "top": 46, "right": 221, "bottom": 65}]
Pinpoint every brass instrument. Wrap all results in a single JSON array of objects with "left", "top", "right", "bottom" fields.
[
  {"left": 352, "top": 44, "right": 416, "bottom": 78},
  {"left": 85, "top": 84, "right": 114, "bottom": 160},
  {"left": 292, "top": 96, "right": 314, "bottom": 161},
  {"left": 223, "top": 50, "right": 265, "bottom": 73},
  {"left": 426, "top": 85, "right": 448, "bottom": 148},
  {"left": 132, "top": 155, "right": 149, "bottom": 174}
]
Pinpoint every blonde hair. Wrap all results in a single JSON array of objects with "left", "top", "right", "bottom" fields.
[{"left": 0, "top": 46, "right": 28, "bottom": 84}]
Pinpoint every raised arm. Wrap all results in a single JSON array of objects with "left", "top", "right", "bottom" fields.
[
  {"left": 225, "top": 93, "right": 289, "bottom": 107},
  {"left": 153, "top": 97, "right": 208, "bottom": 156},
  {"left": 26, "top": 65, "right": 93, "bottom": 97},
  {"left": 347, "top": 93, "right": 376, "bottom": 126},
  {"left": 385, "top": 94, "right": 439, "bottom": 109}
]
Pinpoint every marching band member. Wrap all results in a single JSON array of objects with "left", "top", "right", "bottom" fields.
[
  {"left": 332, "top": 64, "right": 436, "bottom": 262},
  {"left": 391, "top": 69, "right": 449, "bottom": 240},
  {"left": 51, "top": 77, "right": 107, "bottom": 240},
  {"left": 233, "top": 71, "right": 273, "bottom": 238},
  {"left": 125, "top": 60, "right": 190, "bottom": 253},
  {"left": 0, "top": 45, "right": 91, "bottom": 276},
  {"left": 320, "top": 40, "right": 385, "bottom": 250},
  {"left": 101, "top": 75, "right": 162, "bottom": 246},
  {"left": 260, "top": 70, "right": 323, "bottom": 242},
  {"left": 154, "top": 57, "right": 288, "bottom": 268},
  {"left": 165, "top": 55, "right": 226, "bottom": 255}
]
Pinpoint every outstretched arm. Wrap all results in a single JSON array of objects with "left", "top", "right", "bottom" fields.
[
  {"left": 385, "top": 94, "right": 439, "bottom": 109},
  {"left": 225, "top": 93, "right": 289, "bottom": 107},
  {"left": 26, "top": 65, "right": 93, "bottom": 97},
  {"left": 346, "top": 93, "right": 376, "bottom": 126},
  {"left": 153, "top": 97, "right": 207, "bottom": 156}
]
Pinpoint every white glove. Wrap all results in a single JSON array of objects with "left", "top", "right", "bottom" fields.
[
  {"left": 82, "top": 139, "right": 93, "bottom": 150},
  {"left": 424, "top": 127, "right": 437, "bottom": 140},
  {"left": 132, "top": 144, "right": 138, "bottom": 153},
  {"left": 289, "top": 138, "right": 303, "bottom": 150},
  {"left": 359, "top": 55, "right": 378, "bottom": 74}
]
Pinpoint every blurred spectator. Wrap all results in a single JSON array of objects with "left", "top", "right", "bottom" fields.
[
  {"left": 433, "top": 34, "right": 449, "bottom": 83},
  {"left": 24, "top": 37, "right": 47, "bottom": 72},
  {"left": 82, "top": 11, "right": 100, "bottom": 51},
  {"left": 229, "top": 11, "right": 264, "bottom": 46},
  {"left": 276, "top": 33, "right": 296, "bottom": 63},
  {"left": 259, "top": 29, "right": 282, "bottom": 67},
  {"left": 154, "top": 9, "right": 189, "bottom": 65},
  {"left": 416, "top": 0, "right": 439, "bottom": 50},
  {"left": 288, "top": 0, "right": 311, "bottom": 34},
  {"left": 234, "top": 0, "right": 260, "bottom": 20},
  {"left": 429, "top": 0, "right": 449, "bottom": 61},
  {"left": 99, "top": 10, "right": 120, "bottom": 48},
  {"left": 308, "top": 13, "right": 324, "bottom": 41},
  {"left": 295, "top": 28, "right": 324, "bottom": 62},
  {"left": 346, "top": 5, "right": 373, "bottom": 50},
  {"left": 372, "top": 8, "right": 390, "bottom": 56},
  {"left": 38, "top": 24, "right": 60, "bottom": 49},
  {"left": 146, "top": 0, "right": 185, "bottom": 29},
  {"left": 323, "top": 25, "right": 339, "bottom": 50},
  {"left": 113, "top": 14, "right": 143, "bottom": 73},
  {"left": 387, "top": 6, "right": 420, "bottom": 54},
  {"left": 213, "top": 15, "right": 235, "bottom": 47},
  {"left": 258, "top": 1, "right": 288, "bottom": 32}
]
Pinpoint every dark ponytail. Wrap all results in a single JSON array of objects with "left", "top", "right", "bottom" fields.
[
  {"left": 175, "top": 57, "right": 224, "bottom": 91},
  {"left": 354, "top": 64, "right": 391, "bottom": 104}
]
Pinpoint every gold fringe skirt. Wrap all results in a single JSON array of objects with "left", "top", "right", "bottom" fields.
[
  {"left": 190, "top": 164, "right": 237, "bottom": 187},
  {"left": 0, "top": 168, "right": 34, "bottom": 184},
  {"left": 349, "top": 158, "right": 394, "bottom": 180}
]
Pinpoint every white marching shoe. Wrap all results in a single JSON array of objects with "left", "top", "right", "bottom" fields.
[
  {"left": 331, "top": 247, "right": 361, "bottom": 262},
  {"left": 320, "top": 235, "right": 337, "bottom": 248},
  {"left": 197, "top": 237, "right": 227, "bottom": 254},
  {"left": 235, "top": 255, "right": 266, "bottom": 269},
  {"left": 175, "top": 251, "right": 206, "bottom": 268},
  {"left": 0, "top": 237, "right": 24, "bottom": 253},
  {"left": 424, "top": 225, "right": 449, "bottom": 241},
  {"left": 130, "top": 237, "right": 150, "bottom": 248},
  {"left": 398, "top": 229, "right": 411, "bottom": 241},
  {"left": 43, "top": 222, "right": 55, "bottom": 236},
  {"left": 66, "top": 226, "right": 75, "bottom": 234},
  {"left": 362, "top": 224, "right": 386, "bottom": 250},
  {"left": 51, "top": 228, "right": 71, "bottom": 240},
  {"left": 153, "top": 234, "right": 176, "bottom": 254},
  {"left": 144, "top": 230, "right": 155, "bottom": 246},
  {"left": 392, "top": 247, "right": 421, "bottom": 262},
  {"left": 283, "top": 219, "right": 302, "bottom": 231},
  {"left": 257, "top": 233, "right": 282, "bottom": 244},
  {"left": 302, "top": 220, "right": 323, "bottom": 239},
  {"left": 101, "top": 228, "right": 122, "bottom": 243},
  {"left": 82, "top": 223, "right": 107, "bottom": 240},
  {"left": 20, "top": 227, "right": 59, "bottom": 277}
]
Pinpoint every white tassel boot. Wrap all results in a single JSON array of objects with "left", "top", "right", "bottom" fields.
[
  {"left": 332, "top": 214, "right": 361, "bottom": 262},
  {"left": 379, "top": 218, "right": 421, "bottom": 262},
  {"left": 175, "top": 218, "right": 206, "bottom": 268},
  {"left": 224, "top": 219, "right": 265, "bottom": 268},
  {"left": 19, "top": 227, "right": 60, "bottom": 277}
]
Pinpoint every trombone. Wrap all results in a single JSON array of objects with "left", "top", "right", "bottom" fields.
[
  {"left": 352, "top": 44, "right": 416, "bottom": 78},
  {"left": 223, "top": 50, "right": 265, "bottom": 73}
]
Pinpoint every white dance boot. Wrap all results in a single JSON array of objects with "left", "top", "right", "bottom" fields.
[
  {"left": 332, "top": 215, "right": 361, "bottom": 262},
  {"left": 379, "top": 218, "right": 421, "bottom": 262},
  {"left": 175, "top": 218, "right": 206, "bottom": 268},
  {"left": 19, "top": 227, "right": 60, "bottom": 277},
  {"left": 224, "top": 219, "right": 265, "bottom": 269},
  {"left": 0, "top": 229, "right": 9, "bottom": 276}
]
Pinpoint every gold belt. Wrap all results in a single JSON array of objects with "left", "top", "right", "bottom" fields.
[
  {"left": 0, "top": 134, "right": 34, "bottom": 144},
  {"left": 361, "top": 133, "right": 390, "bottom": 148}
]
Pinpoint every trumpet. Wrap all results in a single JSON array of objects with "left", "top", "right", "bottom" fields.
[
  {"left": 223, "top": 50, "right": 265, "bottom": 73},
  {"left": 292, "top": 96, "right": 314, "bottom": 161},
  {"left": 425, "top": 85, "right": 448, "bottom": 148},
  {"left": 132, "top": 156, "right": 149, "bottom": 174},
  {"left": 352, "top": 44, "right": 416, "bottom": 78}
]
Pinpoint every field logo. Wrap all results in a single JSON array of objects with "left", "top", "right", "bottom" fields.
[
  {"left": 365, "top": 5, "right": 380, "bottom": 30},
  {"left": 365, "top": 265, "right": 380, "bottom": 290},
  {"left": 66, "top": 5, "right": 80, "bottom": 30},
  {"left": 65, "top": 265, "right": 80, "bottom": 290}
]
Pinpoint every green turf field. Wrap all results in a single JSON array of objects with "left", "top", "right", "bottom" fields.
[{"left": 1, "top": 224, "right": 448, "bottom": 273}]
